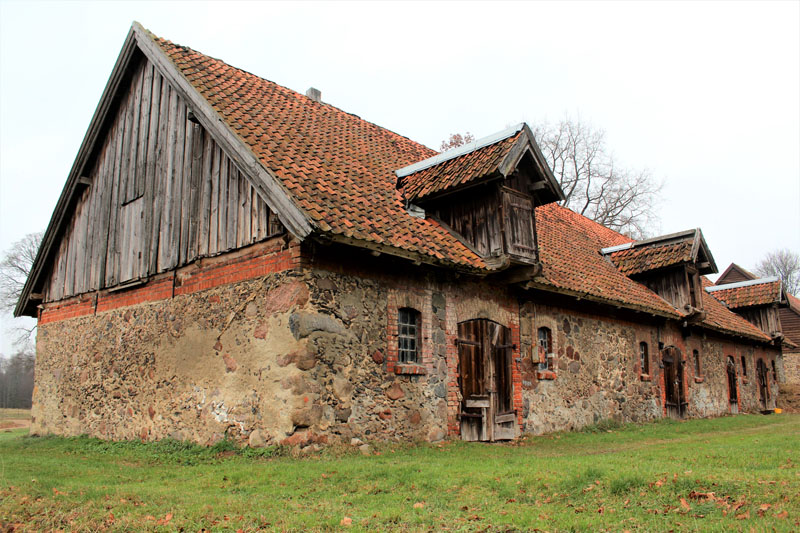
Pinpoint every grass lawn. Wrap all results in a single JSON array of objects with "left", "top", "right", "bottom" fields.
[{"left": 1, "top": 415, "right": 798, "bottom": 531}]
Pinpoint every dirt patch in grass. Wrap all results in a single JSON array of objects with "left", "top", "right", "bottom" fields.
[
  {"left": 778, "top": 384, "right": 800, "bottom": 413},
  {"left": 0, "top": 419, "right": 30, "bottom": 431}
]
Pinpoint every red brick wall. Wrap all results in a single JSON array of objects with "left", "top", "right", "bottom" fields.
[{"left": 40, "top": 238, "right": 299, "bottom": 325}]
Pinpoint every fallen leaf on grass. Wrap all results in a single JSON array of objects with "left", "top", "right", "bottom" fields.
[
  {"left": 680, "top": 498, "right": 691, "bottom": 511},
  {"left": 688, "top": 490, "right": 717, "bottom": 501},
  {"left": 144, "top": 515, "right": 156, "bottom": 521},
  {"left": 413, "top": 502, "right": 425, "bottom": 509},
  {"left": 156, "top": 513, "right": 173, "bottom": 526},
  {"left": 735, "top": 510, "right": 750, "bottom": 520},
  {"left": 340, "top": 517, "right": 352, "bottom": 526},
  {"left": 776, "top": 510, "right": 788, "bottom": 519}
]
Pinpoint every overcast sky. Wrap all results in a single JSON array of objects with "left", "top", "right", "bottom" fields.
[{"left": 1, "top": 0, "right": 798, "bottom": 354}]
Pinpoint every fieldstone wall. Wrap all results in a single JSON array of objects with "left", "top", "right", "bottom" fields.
[
  {"left": 518, "top": 303, "right": 662, "bottom": 434},
  {"left": 31, "top": 243, "right": 782, "bottom": 446},
  {"left": 516, "top": 302, "right": 782, "bottom": 434},
  {"left": 783, "top": 351, "right": 800, "bottom": 385}
]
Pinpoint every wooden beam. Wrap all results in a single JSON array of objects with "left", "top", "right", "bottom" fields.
[
  {"left": 77, "top": 176, "right": 92, "bottom": 187},
  {"left": 493, "top": 263, "right": 542, "bottom": 284}
]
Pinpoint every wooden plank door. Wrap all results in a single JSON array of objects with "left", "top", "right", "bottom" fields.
[
  {"left": 501, "top": 188, "right": 537, "bottom": 262},
  {"left": 726, "top": 356, "right": 739, "bottom": 414},
  {"left": 662, "top": 347, "right": 686, "bottom": 419},
  {"left": 757, "top": 359, "right": 769, "bottom": 411},
  {"left": 457, "top": 319, "right": 518, "bottom": 441}
]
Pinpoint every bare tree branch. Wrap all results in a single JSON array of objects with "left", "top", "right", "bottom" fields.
[
  {"left": 1, "top": 231, "right": 43, "bottom": 351},
  {"left": 0, "top": 232, "right": 42, "bottom": 312},
  {"left": 533, "top": 117, "right": 662, "bottom": 238},
  {"left": 754, "top": 249, "right": 800, "bottom": 295}
]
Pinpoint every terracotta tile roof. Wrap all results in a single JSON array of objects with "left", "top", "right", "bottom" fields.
[
  {"left": 152, "top": 35, "right": 489, "bottom": 270},
  {"left": 533, "top": 204, "right": 680, "bottom": 316},
  {"left": 148, "top": 30, "right": 774, "bottom": 344},
  {"left": 397, "top": 131, "right": 523, "bottom": 201},
  {"left": 534, "top": 205, "right": 773, "bottom": 341},
  {"left": 609, "top": 241, "right": 694, "bottom": 275},
  {"left": 700, "top": 278, "right": 773, "bottom": 341},
  {"left": 707, "top": 279, "right": 783, "bottom": 309}
]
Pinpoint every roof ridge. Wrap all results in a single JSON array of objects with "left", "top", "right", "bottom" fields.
[
  {"left": 395, "top": 123, "right": 525, "bottom": 178},
  {"left": 705, "top": 277, "right": 780, "bottom": 292}
]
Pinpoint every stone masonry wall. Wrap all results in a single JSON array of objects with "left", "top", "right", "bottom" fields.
[
  {"left": 516, "top": 301, "right": 782, "bottom": 434},
  {"left": 32, "top": 240, "right": 782, "bottom": 446},
  {"left": 783, "top": 351, "right": 800, "bottom": 385}
]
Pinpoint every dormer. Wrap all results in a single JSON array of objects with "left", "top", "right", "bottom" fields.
[
  {"left": 396, "top": 124, "right": 564, "bottom": 268},
  {"left": 706, "top": 277, "right": 788, "bottom": 341},
  {"left": 601, "top": 229, "right": 717, "bottom": 320}
]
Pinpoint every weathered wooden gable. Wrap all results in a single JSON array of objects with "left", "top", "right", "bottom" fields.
[{"left": 44, "top": 52, "right": 284, "bottom": 303}]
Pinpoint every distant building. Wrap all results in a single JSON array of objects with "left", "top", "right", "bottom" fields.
[
  {"left": 16, "top": 24, "right": 785, "bottom": 446},
  {"left": 716, "top": 264, "right": 800, "bottom": 384}
]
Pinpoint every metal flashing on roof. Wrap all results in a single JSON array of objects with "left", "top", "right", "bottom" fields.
[
  {"left": 600, "top": 242, "right": 633, "bottom": 254},
  {"left": 395, "top": 123, "right": 525, "bottom": 178},
  {"left": 705, "top": 276, "right": 780, "bottom": 292}
]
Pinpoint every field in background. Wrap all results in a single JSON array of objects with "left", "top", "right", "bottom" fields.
[
  {"left": 1, "top": 414, "right": 798, "bottom": 531},
  {"left": 0, "top": 409, "right": 30, "bottom": 432}
]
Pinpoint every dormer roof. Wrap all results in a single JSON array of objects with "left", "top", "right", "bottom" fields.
[
  {"left": 396, "top": 123, "right": 564, "bottom": 205},
  {"left": 706, "top": 277, "right": 785, "bottom": 309},
  {"left": 601, "top": 228, "right": 717, "bottom": 276}
]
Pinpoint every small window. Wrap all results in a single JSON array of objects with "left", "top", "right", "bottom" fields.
[
  {"left": 693, "top": 349, "right": 701, "bottom": 376},
  {"left": 772, "top": 360, "right": 777, "bottom": 381},
  {"left": 537, "top": 327, "right": 553, "bottom": 371},
  {"left": 639, "top": 342, "right": 650, "bottom": 375},
  {"left": 397, "top": 308, "right": 421, "bottom": 364},
  {"left": 741, "top": 356, "right": 747, "bottom": 377}
]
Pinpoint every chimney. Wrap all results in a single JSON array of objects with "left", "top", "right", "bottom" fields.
[{"left": 306, "top": 87, "right": 322, "bottom": 103}]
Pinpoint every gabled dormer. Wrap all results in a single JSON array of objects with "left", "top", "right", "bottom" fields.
[
  {"left": 396, "top": 124, "right": 564, "bottom": 268},
  {"left": 706, "top": 277, "right": 788, "bottom": 341},
  {"left": 601, "top": 229, "right": 717, "bottom": 319}
]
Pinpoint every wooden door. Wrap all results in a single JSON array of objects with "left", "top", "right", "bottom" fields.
[
  {"left": 757, "top": 359, "right": 770, "bottom": 411},
  {"left": 662, "top": 347, "right": 686, "bottom": 419},
  {"left": 457, "top": 319, "right": 518, "bottom": 441},
  {"left": 501, "top": 188, "right": 537, "bottom": 262},
  {"left": 726, "top": 356, "right": 738, "bottom": 413}
]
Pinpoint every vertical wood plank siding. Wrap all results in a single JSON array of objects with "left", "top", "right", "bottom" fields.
[{"left": 45, "top": 57, "right": 284, "bottom": 303}]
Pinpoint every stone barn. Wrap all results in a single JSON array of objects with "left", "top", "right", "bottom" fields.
[{"left": 16, "top": 23, "right": 786, "bottom": 446}]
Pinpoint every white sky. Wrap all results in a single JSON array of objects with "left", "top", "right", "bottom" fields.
[{"left": 0, "top": 0, "right": 798, "bottom": 354}]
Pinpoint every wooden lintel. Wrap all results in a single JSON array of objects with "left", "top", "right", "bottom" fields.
[
  {"left": 370, "top": 250, "right": 381, "bottom": 257},
  {"left": 495, "top": 263, "right": 542, "bottom": 284},
  {"left": 29, "top": 292, "right": 43, "bottom": 301},
  {"left": 77, "top": 176, "right": 92, "bottom": 187},
  {"left": 531, "top": 181, "right": 547, "bottom": 191},
  {"left": 697, "top": 261, "right": 711, "bottom": 270}
]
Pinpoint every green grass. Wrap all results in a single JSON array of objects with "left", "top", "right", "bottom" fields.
[{"left": 1, "top": 415, "right": 798, "bottom": 531}]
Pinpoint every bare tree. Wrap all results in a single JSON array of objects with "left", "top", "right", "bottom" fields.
[
  {"left": 441, "top": 120, "right": 662, "bottom": 238},
  {"left": 0, "top": 349, "right": 35, "bottom": 408},
  {"left": 0, "top": 231, "right": 42, "bottom": 350},
  {"left": 532, "top": 119, "right": 662, "bottom": 238},
  {"left": 440, "top": 132, "right": 475, "bottom": 152},
  {"left": 0, "top": 232, "right": 42, "bottom": 311},
  {"left": 754, "top": 249, "right": 800, "bottom": 295}
]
